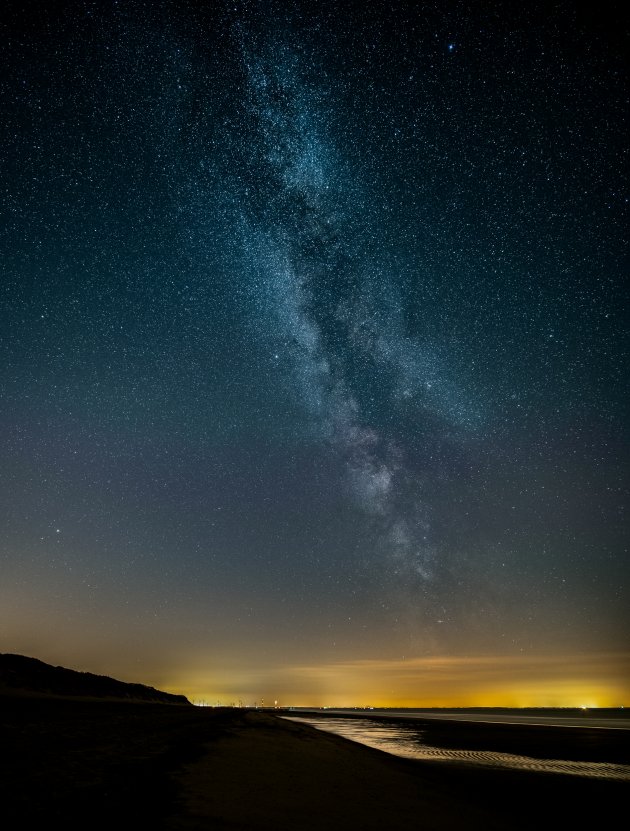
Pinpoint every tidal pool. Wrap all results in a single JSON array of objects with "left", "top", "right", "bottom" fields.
[{"left": 284, "top": 716, "right": 630, "bottom": 780}]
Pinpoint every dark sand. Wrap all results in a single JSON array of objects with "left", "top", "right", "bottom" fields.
[{"left": 2, "top": 695, "right": 627, "bottom": 829}]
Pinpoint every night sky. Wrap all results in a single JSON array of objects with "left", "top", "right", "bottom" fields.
[{"left": 2, "top": 0, "right": 628, "bottom": 706}]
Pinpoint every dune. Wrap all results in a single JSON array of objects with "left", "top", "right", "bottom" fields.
[{"left": 0, "top": 653, "right": 189, "bottom": 704}]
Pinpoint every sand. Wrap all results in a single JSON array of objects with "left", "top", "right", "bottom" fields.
[
  {"left": 168, "top": 711, "right": 487, "bottom": 830},
  {"left": 2, "top": 696, "right": 627, "bottom": 829}
]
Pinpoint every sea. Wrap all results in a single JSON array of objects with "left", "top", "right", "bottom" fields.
[{"left": 283, "top": 710, "right": 630, "bottom": 781}]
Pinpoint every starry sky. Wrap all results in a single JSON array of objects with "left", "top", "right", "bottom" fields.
[{"left": 1, "top": 0, "right": 628, "bottom": 706}]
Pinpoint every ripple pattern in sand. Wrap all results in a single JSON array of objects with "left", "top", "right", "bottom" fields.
[{"left": 284, "top": 717, "right": 630, "bottom": 781}]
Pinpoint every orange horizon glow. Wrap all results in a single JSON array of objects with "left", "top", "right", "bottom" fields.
[{"left": 163, "top": 651, "right": 630, "bottom": 709}]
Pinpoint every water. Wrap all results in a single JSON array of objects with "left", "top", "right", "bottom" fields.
[{"left": 284, "top": 716, "right": 630, "bottom": 781}]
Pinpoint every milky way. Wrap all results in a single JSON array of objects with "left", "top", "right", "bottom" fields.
[
  {"left": 1, "top": 0, "right": 627, "bottom": 702},
  {"left": 233, "top": 24, "right": 470, "bottom": 590}
]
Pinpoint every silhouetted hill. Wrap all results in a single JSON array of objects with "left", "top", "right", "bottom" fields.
[{"left": 0, "top": 653, "right": 190, "bottom": 704}]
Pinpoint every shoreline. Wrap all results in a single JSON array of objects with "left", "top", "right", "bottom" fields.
[
  {"left": 280, "top": 708, "right": 630, "bottom": 765},
  {"left": 2, "top": 696, "right": 627, "bottom": 829},
  {"left": 285, "top": 706, "right": 630, "bottom": 730}
]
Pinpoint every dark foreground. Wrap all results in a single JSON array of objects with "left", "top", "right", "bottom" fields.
[{"left": 2, "top": 696, "right": 628, "bottom": 830}]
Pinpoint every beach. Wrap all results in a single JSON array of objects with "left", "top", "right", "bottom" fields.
[{"left": 2, "top": 696, "right": 628, "bottom": 829}]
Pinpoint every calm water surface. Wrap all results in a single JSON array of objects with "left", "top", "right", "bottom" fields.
[{"left": 284, "top": 717, "right": 630, "bottom": 780}]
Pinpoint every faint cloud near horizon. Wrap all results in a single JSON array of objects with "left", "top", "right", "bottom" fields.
[{"left": 172, "top": 651, "right": 630, "bottom": 708}]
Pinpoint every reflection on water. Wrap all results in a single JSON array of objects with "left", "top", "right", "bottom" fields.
[{"left": 284, "top": 717, "right": 630, "bottom": 781}]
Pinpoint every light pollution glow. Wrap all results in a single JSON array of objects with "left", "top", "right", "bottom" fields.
[
  {"left": 3, "top": 2, "right": 627, "bottom": 719},
  {"left": 163, "top": 652, "right": 630, "bottom": 708}
]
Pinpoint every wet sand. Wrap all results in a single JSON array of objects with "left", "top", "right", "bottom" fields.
[
  {"left": 289, "top": 709, "right": 630, "bottom": 765},
  {"left": 2, "top": 696, "right": 627, "bottom": 829}
]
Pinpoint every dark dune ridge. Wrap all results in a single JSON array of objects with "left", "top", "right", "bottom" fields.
[
  {"left": 0, "top": 653, "right": 189, "bottom": 704},
  {"left": 1, "top": 656, "right": 627, "bottom": 829}
]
